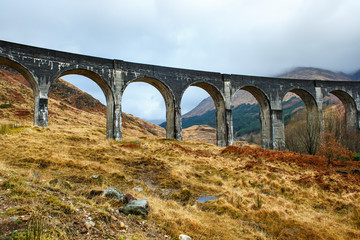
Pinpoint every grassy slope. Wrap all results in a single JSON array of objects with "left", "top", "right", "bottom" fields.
[{"left": 1, "top": 70, "right": 360, "bottom": 239}]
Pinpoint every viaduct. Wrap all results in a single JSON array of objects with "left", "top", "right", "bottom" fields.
[{"left": 1, "top": 40, "right": 359, "bottom": 150}]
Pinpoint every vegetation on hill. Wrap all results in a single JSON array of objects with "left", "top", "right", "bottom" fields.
[
  {"left": 175, "top": 96, "right": 305, "bottom": 139},
  {"left": 1, "top": 68, "right": 360, "bottom": 239}
]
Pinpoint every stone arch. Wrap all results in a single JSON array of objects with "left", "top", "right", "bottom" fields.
[
  {"left": 181, "top": 82, "right": 227, "bottom": 146},
  {"left": 53, "top": 68, "right": 115, "bottom": 138},
  {"left": 232, "top": 86, "right": 272, "bottom": 149},
  {"left": 123, "top": 77, "right": 176, "bottom": 139},
  {"left": 283, "top": 88, "right": 321, "bottom": 154},
  {"left": 0, "top": 56, "right": 41, "bottom": 125},
  {"left": 329, "top": 90, "right": 358, "bottom": 131}
]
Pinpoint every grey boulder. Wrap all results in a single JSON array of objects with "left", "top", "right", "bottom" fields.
[{"left": 119, "top": 199, "right": 150, "bottom": 216}]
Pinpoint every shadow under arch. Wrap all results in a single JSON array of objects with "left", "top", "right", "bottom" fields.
[
  {"left": 182, "top": 82, "right": 227, "bottom": 146},
  {"left": 54, "top": 68, "right": 115, "bottom": 139},
  {"left": 283, "top": 88, "right": 321, "bottom": 154},
  {"left": 233, "top": 86, "right": 272, "bottom": 149},
  {"left": 123, "top": 77, "right": 175, "bottom": 139},
  {"left": 329, "top": 90, "right": 358, "bottom": 131},
  {"left": 0, "top": 56, "right": 40, "bottom": 125}
]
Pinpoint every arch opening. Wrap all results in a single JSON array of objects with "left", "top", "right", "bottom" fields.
[
  {"left": 0, "top": 57, "right": 39, "bottom": 95},
  {"left": 181, "top": 86, "right": 216, "bottom": 144},
  {"left": 122, "top": 78, "right": 170, "bottom": 140},
  {"left": 49, "top": 70, "right": 114, "bottom": 138},
  {"left": 231, "top": 87, "right": 271, "bottom": 149},
  {"left": 283, "top": 89, "right": 320, "bottom": 154},
  {"left": 0, "top": 59, "right": 37, "bottom": 126},
  {"left": 323, "top": 90, "right": 360, "bottom": 152},
  {"left": 181, "top": 82, "right": 226, "bottom": 146}
]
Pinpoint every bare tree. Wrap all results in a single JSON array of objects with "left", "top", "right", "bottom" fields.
[{"left": 285, "top": 111, "right": 320, "bottom": 155}]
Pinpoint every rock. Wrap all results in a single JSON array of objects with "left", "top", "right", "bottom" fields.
[
  {"left": 197, "top": 196, "right": 217, "bottom": 203},
  {"left": 10, "top": 216, "right": 19, "bottom": 222},
  {"left": 119, "top": 199, "right": 150, "bottom": 216},
  {"left": 90, "top": 175, "right": 103, "bottom": 184},
  {"left": 85, "top": 220, "right": 95, "bottom": 229},
  {"left": 33, "top": 173, "right": 40, "bottom": 180},
  {"left": 179, "top": 234, "right": 192, "bottom": 240},
  {"left": 119, "top": 221, "right": 126, "bottom": 229},
  {"left": 125, "top": 193, "right": 137, "bottom": 203},
  {"left": 133, "top": 185, "right": 143, "bottom": 192},
  {"left": 103, "top": 188, "right": 126, "bottom": 203},
  {"left": 19, "top": 215, "right": 31, "bottom": 221}
]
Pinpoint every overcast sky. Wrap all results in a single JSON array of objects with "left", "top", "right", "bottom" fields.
[{"left": 1, "top": 0, "right": 360, "bottom": 121}]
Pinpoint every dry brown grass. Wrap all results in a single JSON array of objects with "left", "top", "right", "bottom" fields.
[{"left": 1, "top": 69, "right": 360, "bottom": 239}]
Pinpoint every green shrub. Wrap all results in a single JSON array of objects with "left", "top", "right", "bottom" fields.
[
  {"left": 353, "top": 153, "right": 360, "bottom": 161},
  {"left": 0, "top": 102, "right": 12, "bottom": 108}
]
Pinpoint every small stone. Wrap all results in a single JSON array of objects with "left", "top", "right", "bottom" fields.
[
  {"left": 10, "top": 216, "right": 19, "bottom": 222},
  {"left": 119, "top": 199, "right": 150, "bottom": 216},
  {"left": 85, "top": 220, "right": 95, "bottom": 229},
  {"left": 179, "top": 234, "right": 192, "bottom": 240},
  {"left": 103, "top": 188, "right": 126, "bottom": 203},
  {"left": 119, "top": 221, "right": 126, "bottom": 229},
  {"left": 90, "top": 175, "right": 103, "bottom": 183},
  {"left": 19, "top": 215, "right": 31, "bottom": 221},
  {"left": 125, "top": 193, "right": 137, "bottom": 203},
  {"left": 33, "top": 173, "right": 40, "bottom": 180},
  {"left": 133, "top": 185, "right": 143, "bottom": 192},
  {"left": 197, "top": 196, "right": 217, "bottom": 203}
]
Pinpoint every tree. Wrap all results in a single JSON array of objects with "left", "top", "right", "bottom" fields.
[
  {"left": 316, "top": 133, "right": 354, "bottom": 165},
  {"left": 285, "top": 111, "right": 320, "bottom": 155}
]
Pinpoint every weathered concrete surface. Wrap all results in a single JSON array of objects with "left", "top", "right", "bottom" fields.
[{"left": 1, "top": 40, "right": 360, "bottom": 150}]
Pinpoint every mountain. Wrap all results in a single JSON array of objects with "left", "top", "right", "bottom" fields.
[
  {"left": 184, "top": 90, "right": 257, "bottom": 118},
  {"left": 351, "top": 69, "right": 360, "bottom": 81},
  {"left": 278, "top": 67, "right": 352, "bottom": 81},
  {"left": 175, "top": 67, "right": 359, "bottom": 139}
]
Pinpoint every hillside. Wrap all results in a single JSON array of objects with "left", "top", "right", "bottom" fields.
[
  {"left": 184, "top": 90, "right": 257, "bottom": 118},
  {"left": 1, "top": 69, "right": 360, "bottom": 239},
  {"left": 179, "top": 67, "right": 356, "bottom": 139}
]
